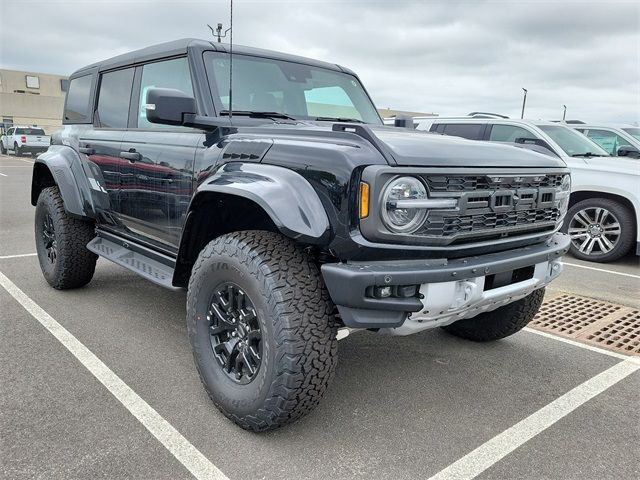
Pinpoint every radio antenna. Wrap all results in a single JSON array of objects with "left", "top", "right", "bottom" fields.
[{"left": 228, "top": 0, "right": 233, "bottom": 121}]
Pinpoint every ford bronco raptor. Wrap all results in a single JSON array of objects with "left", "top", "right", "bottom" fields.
[{"left": 31, "top": 39, "right": 570, "bottom": 431}]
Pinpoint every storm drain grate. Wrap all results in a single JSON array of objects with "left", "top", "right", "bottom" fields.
[
  {"left": 584, "top": 312, "right": 640, "bottom": 355},
  {"left": 531, "top": 294, "right": 622, "bottom": 335},
  {"left": 531, "top": 293, "right": 639, "bottom": 356}
]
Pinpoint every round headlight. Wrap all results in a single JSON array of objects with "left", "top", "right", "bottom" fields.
[{"left": 381, "top": 176, "right": 428, "bottom": 233}]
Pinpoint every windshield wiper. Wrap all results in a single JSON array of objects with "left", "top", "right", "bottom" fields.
[
  {"left": 220, "top": 110, "right": 297, "bottom": 120},
  {"left": 571, "top": 152, "right": 608, "bottom": 157},
  {"left": 314, "top": 116, "right": 366, "bottom": 124}
]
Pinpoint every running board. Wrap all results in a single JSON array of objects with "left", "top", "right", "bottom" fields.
[{"left": 87, "top": 236, "right": 180, "bottom": 290}]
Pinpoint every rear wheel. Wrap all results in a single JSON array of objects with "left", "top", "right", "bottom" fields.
[
  {"left": 187, "top": 231, "right": 338, "bottom": 431},
  {"left": 563, "top": 198, "right": 634, "bottom": 263},
  {"left": 35, "top": 186, "right": 98, "bottom": 289},
  {"left": 442, "top": 289, "right": 545, "bottom": 342},
  {"left": 13, "top": 142, "right": 21, "bottom": 156}
]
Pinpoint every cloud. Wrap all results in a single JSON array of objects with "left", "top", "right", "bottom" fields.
[{"left": 1, "top": 0, "right": 638, "bottom": 123}]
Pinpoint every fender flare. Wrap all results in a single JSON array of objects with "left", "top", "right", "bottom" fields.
[
  {"left": 189, "top": 162, "right": 330, "bottom": 241},
  {"left": 31, "top": 145, "right": 97, "bottom": 219}
]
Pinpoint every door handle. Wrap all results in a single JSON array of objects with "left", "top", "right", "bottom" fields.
[
  {"left": 161, "top": 177, "right": 174, "bottom": 184},
  {"left": 79, "top": 146, "right": 95, "bottom": 155},
  {"left": 120, "top": 150, "right": 142, "bottom": 162}
]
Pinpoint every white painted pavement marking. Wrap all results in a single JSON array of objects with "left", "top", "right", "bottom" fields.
[
  {"left": 0, "top": 271, "right": 229, "bottom": 480},
  {"left": 564, "top": 261, "right": 640, "bottom": 280},
  {"left": 5, "top": 156, "right": 34, "bottom": 164},
  {"left": 523, "top": 327, "right": 640, "bottom": 364},
  {"left": 0, "top": 172, "right": 7, "bottom": 177},
  {"left": 427, "top": 359, "right": 639, "bottom": 480},
  {"left": 0, "top": 253, "right": 37, "bottom": 259}
]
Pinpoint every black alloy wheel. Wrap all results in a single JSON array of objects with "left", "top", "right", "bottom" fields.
[
  {"left": 208, "top": 282, "right": 262, "bottom": 384},
  {"left": 42, "top": 213, "right": 58, "bottom": 265}
]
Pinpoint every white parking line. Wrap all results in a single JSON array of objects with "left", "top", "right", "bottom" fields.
[
  {"left": 0, "top": 172, "right": 7, "bottom": 177},
  {"left": 427, "top": 358, "right": 639, "bottom": 480},
  {"left": 0, "top": 271, "right": 229, "bottom": 480},
  {"left": 0, "top": 253, "right": 37, "bottom": 259},
  {"left": 564, "top": 262, "right": 640, "bottom": 280}
]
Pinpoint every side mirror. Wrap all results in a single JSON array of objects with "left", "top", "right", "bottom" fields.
[
  {"left": 144, "top": 88, "right": 196, "bottom": 126},
  {"left": 617, "top": 145, "right": 640, "bottom": 158},
  {"left": 394, "top": 115, "right": 415, "bottom": 129}
]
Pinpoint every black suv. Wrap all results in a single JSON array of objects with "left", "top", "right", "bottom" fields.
[{"left": 32, "top": 39, "right": 570, "bottom": 431}]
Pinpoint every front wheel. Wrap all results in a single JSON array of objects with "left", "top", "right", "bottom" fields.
[
  {"left": 442, "top": 289, "right": 545, "bottom": 342},
  {"left": 0, "top": 142, "right": 6, "bottom": 154},
  {"left": 35, "top": 186, "right": 98, "bottom": 289},
  {"left": 563, "top": 198, "right": 635, "bottom": 263},
  {"left": 187, "top": 231, "right": 338, "bottom": 431}
]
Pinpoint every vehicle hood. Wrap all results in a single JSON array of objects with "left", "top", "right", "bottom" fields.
[
  {"left": 368, "top": 125, "right": 566, "bottom": 168},
  {"left": 564, "top": 155, "right": 640, "bottom": 176}
]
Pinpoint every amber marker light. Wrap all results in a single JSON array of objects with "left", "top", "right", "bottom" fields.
[{"left": 359, "top": 182, "right": 370, "bottom": 218}]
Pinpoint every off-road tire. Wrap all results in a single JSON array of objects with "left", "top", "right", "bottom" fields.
[
  {"left": 442, "top": 288, "right": 545, "bottom": 342},
  {"left": 35, "top": 186, "right": 97, "bottom": 289},
  {"left": 562, "top": 198, "right": 635, "bottom": 263},
  {"left": 186, "top": 231, "right": 338, "bottom": 432},
  {"left": 14, "top": 142, "right": 22, "bottom": 156}
]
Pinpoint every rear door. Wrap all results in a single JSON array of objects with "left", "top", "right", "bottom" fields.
[
  {"left": 119, "top": 56, "right": 202, "bottom": 249},
  {"left": 78, "top": 67, "right": 135, "bottom": 230}
]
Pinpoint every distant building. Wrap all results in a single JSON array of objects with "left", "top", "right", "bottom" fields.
[
  {"left": 0, "top": 69, "right": 68, "bottom": 134},
  {"left": 377, "top": 107, "right": 437, "bottom": 119}
]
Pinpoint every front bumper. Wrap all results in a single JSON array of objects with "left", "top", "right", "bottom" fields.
[{"left": 321, "top": 233, "right": 570, "bottom": 332}]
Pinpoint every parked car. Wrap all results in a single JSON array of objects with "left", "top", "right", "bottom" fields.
[
  {"left": 0, "top": 126, "right": 50, "bottom": 156},
  {"left": 572, "top": 124, "right": 640, "bottom": 158},
  {"left": 419, "top": 117, "right": 639, "bottom": 263},
  {"left": 32, "top": 39, "right": 570, "bottom": 431}
]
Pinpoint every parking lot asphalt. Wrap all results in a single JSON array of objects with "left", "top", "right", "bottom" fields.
[{"left": 1, "top": 153, "right": 639, "bottom": 480}]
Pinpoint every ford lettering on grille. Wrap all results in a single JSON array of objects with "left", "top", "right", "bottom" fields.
[{"left": 458, "top": 187, "right": 557, "bottom": 215}]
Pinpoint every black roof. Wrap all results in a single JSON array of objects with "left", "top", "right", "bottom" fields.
[{"left": 72, "top": 38, "right": 351, "bottom": 76}]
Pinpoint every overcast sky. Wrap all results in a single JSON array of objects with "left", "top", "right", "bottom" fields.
[{"left": 1, "top": 0, "right": 638, "bottom": 123}]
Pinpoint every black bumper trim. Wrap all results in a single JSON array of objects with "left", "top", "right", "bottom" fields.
[{"left": 321, "top": 233, "right": 570, "bottom": 327}]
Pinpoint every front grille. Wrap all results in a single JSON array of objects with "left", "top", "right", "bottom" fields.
[
  {"left": 425, "top": 174, "right": 565, "bottom": 193},
  {"left": 420, "top": 208, "right": 560, "bottom": 237},
  {"left": 412, "top": 173, "right": 567, "bottom": 244}
]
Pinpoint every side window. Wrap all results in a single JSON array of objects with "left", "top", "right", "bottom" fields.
[
  {"left": 488, "top": 124, "right": 536, "bottom": 142},
  {"left": 441, "top": 123, "right": 483, "bottom": 140},
  {"left": 64, "top": 75, "right": 93, "bottom": 123},
  {"left": 138, "top": 57, "right": 193, "bottom": 129},
  {"left": 96, "top": 68, "right": 135, "bottom": 128},
  {"left": 7, "top": 128, "right": 14, "bottom": 135},
  {"left": 584, "top": 129, "right": 631, "bottom": 155}
]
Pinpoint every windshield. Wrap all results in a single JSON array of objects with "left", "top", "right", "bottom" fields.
[
  {"left": 15, "top": 128, "right": 45, "bottom": 135},
  {"left": 622, "top": 127, "right": 640, "bottom": 141},
  {"left": 204, "top": 51, "right": 381, "bottom": 124},
  {"left": 537, "top": 125, "right": 609, "bottom": 157}
]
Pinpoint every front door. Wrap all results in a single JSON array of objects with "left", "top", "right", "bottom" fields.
[{"left": 118, "top": 56, "right": 201, "bottom": 249}]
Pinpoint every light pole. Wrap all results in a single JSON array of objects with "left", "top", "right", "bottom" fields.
[
  {"left": 562, "top": 105, "right": 567, "bottom": 122},
  {"left": 521, "top": 88, "right": 528, "bottom": 119}
]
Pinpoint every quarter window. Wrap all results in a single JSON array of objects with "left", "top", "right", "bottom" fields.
[
  {"left": 64, "top": 75, "right": 94, "bottom": 123},
  {"left": 97, "top": 68, "right": 135, "bottom": 128},
  {"left": 138, "top": 57, "right": 194, "bottom": 129}
]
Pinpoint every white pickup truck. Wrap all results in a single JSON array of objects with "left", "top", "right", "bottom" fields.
[{"left": 0, "top": 126, "right": 50, "bottom": 157}]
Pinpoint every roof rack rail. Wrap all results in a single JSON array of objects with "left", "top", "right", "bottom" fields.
[{"left": 467, "top": 112, "right": 509, "bottom": 119}]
